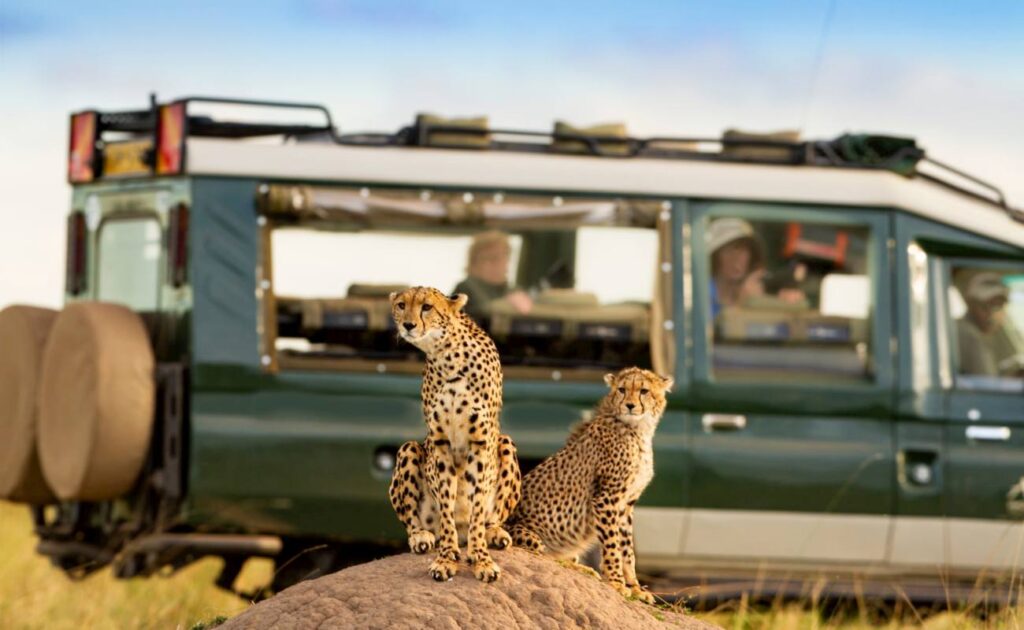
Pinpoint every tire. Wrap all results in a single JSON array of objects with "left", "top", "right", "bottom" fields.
[
  {"left": 0, "top": 305, "right": 58, "bottom": 503},
  {"left": 37, "top": 302, "right": 156, "bottom": 501}
]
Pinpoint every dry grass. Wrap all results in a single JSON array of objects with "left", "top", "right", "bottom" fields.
[
  {"left": 1, "top": 499, "right": 1020, "bottom": 629},
  {"left": 0, "top": 501, "right": 270, "bottom": 630}
]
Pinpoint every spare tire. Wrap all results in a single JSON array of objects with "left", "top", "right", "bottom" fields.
[
  {"left": 0, "top": 305, "right": 58, "bottom": 503},
  {"left": 37, "top": 302, "right": 156, "bottom": 501}
]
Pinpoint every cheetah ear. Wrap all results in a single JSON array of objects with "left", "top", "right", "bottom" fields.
[
  {"left": 388, "top": 292, "right": 398, "bottom": 303},
  {"left": 603, "top": 373, "right": 616, "bottom": 387},
  {"left": 448, "top": 293, "right": 468, "bottom": 312},
  {"left": 660, "top": 375, "right": 675, "bottom": 393}
]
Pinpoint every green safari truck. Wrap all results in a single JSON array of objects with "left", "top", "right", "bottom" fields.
[{"left": 1, "top": 96, "right": 1022, "bottom": 599}]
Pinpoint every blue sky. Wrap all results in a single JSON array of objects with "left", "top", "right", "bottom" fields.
[{"left": 1, "top": 0, "right": 1022, "bottom": 307}]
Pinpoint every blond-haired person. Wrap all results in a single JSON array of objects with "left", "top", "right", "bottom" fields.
[{"left": 453, "top": 231, "right": 533, "bottom": 323}]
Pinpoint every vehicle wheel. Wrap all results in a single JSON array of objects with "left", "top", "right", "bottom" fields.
[
  {"left": 0, "top": 305, "right": 58, "bottom": 503},
  {"left": 37, "top": 302, "right": 156, "bottom": 501}
]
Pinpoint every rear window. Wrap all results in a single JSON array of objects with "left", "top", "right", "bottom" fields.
[{"left": 96, "top": 217, "right": 162, "bottom": 311}]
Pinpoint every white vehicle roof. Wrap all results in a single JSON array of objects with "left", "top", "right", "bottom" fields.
[{"left": 187, "top": 137, "right": 1024, "bottom": 249}]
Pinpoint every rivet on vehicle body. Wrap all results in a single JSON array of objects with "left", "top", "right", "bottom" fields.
[
  {"left": 258, "top": 184, "right": 269, "bottom": 194},
  {"left": 967, "top": 408, "right": 981, "bottom": 421},
  {"left": 552, "top": 196, "right": 564, "bottom": 207},
  {"left": 664, "top": 320, "right": 675, "bottom": 331},
  {"left": 493, "top": 192, "right": 504, "bottom": 203},
  {"left": 260, "top": 355, "right": 272, "bottom": 367},
  {"left": 257, "top": 216, "right": 267, "bottom": 226},
  {"left": 661, "top": 201, "right": 671, "bottom": 211},
  {"left": 377, "top": 363, "right": 387, "bottom": 373},
  {"left": 261, "top": 279, "right": 271, "bottom": 290},
  {"left": 360, "top": 187, "right": 370, "bottom": 198},
  {"left": 551, "top": 370, "right": 562, "bottom": 381},
  {"left": 462, "top": 192, "right": 474, "bottom": 203},
  {"left": 420, "top": 190, "right": 432, "bottom": 201},
  {"left": 661, "top": 262, "right": 672, "bottom": 273}
]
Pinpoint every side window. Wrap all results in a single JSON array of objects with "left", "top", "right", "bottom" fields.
[
  {"left": 947, "top": 264, "right": 1024, "bottom": 391},
  {"left": 96, "top": 217, "right": 162, "bottom": 311},
  {"left": 703, "top": 216, "right": 873, "bottom": 384},
  {"left": 264, "top": 186, "right": 671, "bottom": 379}
]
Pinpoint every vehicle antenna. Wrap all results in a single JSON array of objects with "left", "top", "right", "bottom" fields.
[{"left": 797, "top": 0, "right": 837, "bottom": 134}]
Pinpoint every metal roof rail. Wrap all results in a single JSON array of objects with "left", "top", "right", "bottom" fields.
[
  {"left": 90, "top": 94, "right": 338, "bottom": 141},
  {"left": 81, "top": 95, "right": 1023, "bottom": 223}
]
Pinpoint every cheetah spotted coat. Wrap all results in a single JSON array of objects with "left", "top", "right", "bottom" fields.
[
  {"left": 506, "top": 366, "right": 673, "bottom": 603},
  {"left": 387, "top": 287, "right": 522, "bottom": 583}
]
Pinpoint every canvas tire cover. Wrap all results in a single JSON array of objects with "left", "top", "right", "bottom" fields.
[
  {"left": 37, "top": 302, "right": 155, "bottom": 501},
  {"left": 0, "top": 305, "right": 58, "bottom": 503}
]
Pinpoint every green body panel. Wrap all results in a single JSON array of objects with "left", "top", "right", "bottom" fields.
[
  {"left": 688, "top": 414, "right": 894, "bottom": 514},
  {"left": 946, "top": 392, "right": 1024, "bottom": 520},
  {"left": 67, "top": 173, "right": 1023, "bottom": 545}
]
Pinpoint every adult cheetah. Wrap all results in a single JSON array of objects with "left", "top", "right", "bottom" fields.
[
  {"left": 506, "top": 366, "right": 673, "bottom": 603},
  {"left": 387, "top": 287, "right": 521, "bottom": 582}
]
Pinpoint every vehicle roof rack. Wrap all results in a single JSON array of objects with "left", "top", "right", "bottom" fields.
[
  {"left": 85, "top": 95, "right": 1022, "bottom": 223},
  {"left": 92, "top": 95, "right": 337, "bottom": 140}
]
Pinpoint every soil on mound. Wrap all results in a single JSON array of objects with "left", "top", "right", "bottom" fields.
[{"left": 221, "top": 547, "right": 718, "bottom": 630}]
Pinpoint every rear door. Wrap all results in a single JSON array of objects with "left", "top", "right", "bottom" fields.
[{"left": 683, "top": 202, "right": 895, "bottom": 567}]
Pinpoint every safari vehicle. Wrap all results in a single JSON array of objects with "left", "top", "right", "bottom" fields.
[{"left": 1, "top": 95, "right": 1022, "bottom": 601}]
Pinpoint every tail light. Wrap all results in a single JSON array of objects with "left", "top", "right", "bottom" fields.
[
  {"left": 167, "top": 202, "right": 189, "bottom": 287},
  {"left": 68, "top": 112, "right": 97, "bottom": 183},
  {"left": 156, "top": 102, "right": 187, "bottom": 175},
  {"left": 65, "top": 212, "right": 88, "bottom": 295}
]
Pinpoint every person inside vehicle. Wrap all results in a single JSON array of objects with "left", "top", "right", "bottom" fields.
[
  {"left": 955, "top": 271, "right": 1024, "bottom": 377},
  {"left": 708, "top": 217, "right": 804, "bottom": 318},
  {"left": 453, "top": 230, "right": 533, "bottom": 323}
]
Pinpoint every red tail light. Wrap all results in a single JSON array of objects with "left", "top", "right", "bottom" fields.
[
  {"left": 68, "top": 112, "right": 97, "bottom": 183},
  {"left": 65, "top": 211, "right": 88, "bottom": 295},
  {"left": 167, "top": 202, "right": 189, "bottom": 287},
  {"left": 156, "top": 102, "right": 187, "bottom": 175}
]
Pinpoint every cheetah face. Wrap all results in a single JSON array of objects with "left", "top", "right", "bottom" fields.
[
  {"left": 603, "top": 367, "right": 674, "bottom": 424},
  {"left": 389, "top": 286, "right": 469, "bottom": 350}
]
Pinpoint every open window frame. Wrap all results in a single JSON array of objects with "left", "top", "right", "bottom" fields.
[
  {"left": 689, "top": 200, "right": 894, "bottom": 416},
  {"left": 255, "top": 184, "right": 677, "bottom": 384}
]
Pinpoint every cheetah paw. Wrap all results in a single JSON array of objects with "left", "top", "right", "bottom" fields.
[
  {"left": 428, "top": 556, "right": 458, "bottom": 582},
  {"left": 472, "top": 556, "right": 501, "bottom": 583},
  {"left": 628, "top": 584, "right": 656, "bottom": 605},
  {"left": 485, "top": 527, "right": 511, "bottom": 550},
  {"left": 609, "top": 581, "right": 633, "bottom": 599},
  {"left": 408, "top": 530, "right": 435, "bottom": 554}
]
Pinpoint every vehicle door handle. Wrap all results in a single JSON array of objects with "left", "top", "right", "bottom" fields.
[
  {"left": 966, "top": 426, "right": 1011, "bottom": 442},
  {"left": 702, "top": 413, "right": 747, "bottom": 432}
]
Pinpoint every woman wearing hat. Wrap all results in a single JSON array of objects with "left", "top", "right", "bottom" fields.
[
  {"left": 707, "top": 218, "right": 807, "bottom": 318},
  {"left": 707, "top": 218, "right": 768, "bottom": 318}
]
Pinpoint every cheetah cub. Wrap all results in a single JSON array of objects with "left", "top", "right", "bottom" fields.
[
  {"left": 387, "top": 287, "right": 522, "bottom": 583},
  {"left": 507, "top": 366, "right": 673, "bottom": 603}
]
